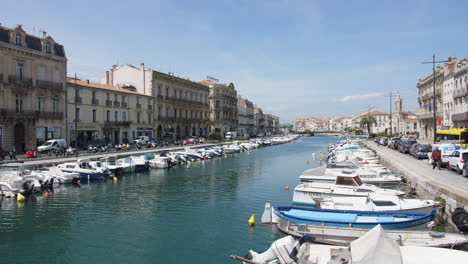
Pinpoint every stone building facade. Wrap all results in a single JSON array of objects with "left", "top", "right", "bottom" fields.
[
  {"left": 198, "top": 80, "right": 238, "bottom": 134},
  {"left": 237, "top": 95, "right": 255, "bottom": 137},
  {"left": 254, "top": 105, "right": 265, "bottom": 136},
  {"left": 452, "top": 58, "right": 468, "bottom": 128},
  {"left": 0, "top": 25, "right": 66, "bottom": 153},
  {"left": 417, "top": 58, "right": 457, "bottom": 142},
  {"left": 66, "top": 78, "right": 154, "bottom": 148},
  {"left": 102, "top": 64, "right": 210, "bottom": 140}
]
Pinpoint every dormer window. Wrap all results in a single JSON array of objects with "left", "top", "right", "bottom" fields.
[
  {"left": 15, "top": 32, "right": 22, "bottom": 46},
  {"left": 46, "top": 42, "right": 51, "bottom": 53}
]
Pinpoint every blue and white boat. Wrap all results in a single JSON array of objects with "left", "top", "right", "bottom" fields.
[
  {"left": 262, "top": 203, "right": 434, "bottom": 230},
  {"left": 57, "top": 159, "right": 108, "bottom": 180}
]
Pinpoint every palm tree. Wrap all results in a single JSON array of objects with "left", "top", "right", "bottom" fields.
[{"left": 359, "top": 115, "right": 377, "bottom": 136}]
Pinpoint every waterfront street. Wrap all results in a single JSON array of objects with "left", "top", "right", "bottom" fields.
[{"left": 364, "top": 141, "right": 468, "bottom": 204}]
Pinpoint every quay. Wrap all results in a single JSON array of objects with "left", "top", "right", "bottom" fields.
[
  {"left": 363, "top": 140, "right": 468, "bottom": 226},
  {"left": 4, "top": 142, "right": 227, "bottom": 167}
]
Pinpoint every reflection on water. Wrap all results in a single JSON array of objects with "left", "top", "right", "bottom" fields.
[{"left": 0, "top": 136, "right": 339, "bottom": 263}]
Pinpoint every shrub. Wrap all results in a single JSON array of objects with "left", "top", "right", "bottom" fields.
[{"left": 207, "top": 132, "right": 223, "bottom": 141}]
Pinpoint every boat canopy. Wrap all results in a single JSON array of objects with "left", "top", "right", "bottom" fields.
[
  {"left": 350, "top": 225, "right": 402, "bottom": 264},
  {"left": 335, "top": 175, "right": 363, "bottom": 186},
  {"left": 144, "top": 153, "right": 155, "bottom": 160}
]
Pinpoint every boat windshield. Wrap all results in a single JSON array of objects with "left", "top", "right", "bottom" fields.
[{"left": 353, "top": 176, "right": 363, "bottom": 186}]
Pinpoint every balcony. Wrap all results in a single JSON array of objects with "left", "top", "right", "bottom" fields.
[
  {"left": 122, "top": 102, "right": 128, "bottom": 108},
  {"left": 453, "top": 85, "right": 468, "bottom": 99},
  {"left": 7, "top": 75, "right": 32, "bottom": 86},
  {"left": 92, "top": 98, "right": 99, "bottom": 105},
  {"left": 75, "top": 97, "right": 82, "bottom": 103},
  {"left": 104, "top": 121, "right": 131, "bottom": 128},
  {"left": 157, "top": 95, "right": 164, "bottom": 100},
  {"left": 114, "top": 101, "right": 120, "bottom": 107},
  {"left": 136, "top": 103, "right": 142, "bottom": 109},
  {"left": 0, "top": 109, "right": 63, "bottom": 120},
  {"left": 106, "top": 100, "right": 112, "bottom": 106},
  {"left": 36, "top": 80, "right": 63, "bottom": 90}
]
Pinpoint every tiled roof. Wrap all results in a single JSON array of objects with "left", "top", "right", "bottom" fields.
[
  {"left": 198, "top": 80, "right": 215, "bottom": 85},
  {"left": 67, "top": 78, "right": 149, "bottom": 96}
]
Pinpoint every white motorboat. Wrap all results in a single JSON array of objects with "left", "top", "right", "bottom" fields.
[
  {"left": 276, "top": 222, "right": 468, "bottom": 248},
  {"left": 243, "top": 225, "right": 468, "bottom": 264},
  {"left": 99, "top": 156, "right": 123, "bottom": 175},
  {"left": 57, "top": 159, "right": 109, "bottom": 180},
  {"left": 316, "top": 194, "right": 440, "bottom": 213},
  {"left": 0, "top": 163, "right": 42, "bottom": 196},
  {"left": 39, "top": 167, "right": 79, "bottom": 184},
  {"left": 300, "top": 165, "right": 402, "bottom": 188},
  {"left": 142, "top": 153, "right": 169, "bottom": 169},
  {"left": 293, "top": 175, "right": 405, "bottom": 206},
  {"left": 116, "top": 157, "right": 136, "bottom": 173}
]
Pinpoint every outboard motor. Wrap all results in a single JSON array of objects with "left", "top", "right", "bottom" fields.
[
  {"left": 452, "top": 208, "right": 468, "bottom": 233},
  {"left": 22, "top": 181, "right": 35, "bottom": 195}
]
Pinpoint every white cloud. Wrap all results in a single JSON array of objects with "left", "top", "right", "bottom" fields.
[{"left": 339, "top": 93, "right": 385, "bottom": 102}]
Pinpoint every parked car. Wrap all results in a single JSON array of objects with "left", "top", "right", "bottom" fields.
[
  {"left": 390, "top": 139, "right": 401, "bottom": 150},
  {"left": 133, "top": 136, "right": 150, "bottom": 145},
  {"left": 463, "top": 163, "right": 468, "bottom": 177},
  {"left": 409, "top": 143, "right": 432, "bottom": 159},
  {"left": 379, "top": 137, "right": 388, "bottom": 146},
  {"left": 37, "top": 139, "right": 67, "bottom": 154},
  {"left": 447, "top": 150, "right": 468, "bottom": 174},
  {"left": 398, "top": 140, "right": 417, "bottom": 154},
  {"left": 387, "top": 137, "right": 401, "bottom": 149}
]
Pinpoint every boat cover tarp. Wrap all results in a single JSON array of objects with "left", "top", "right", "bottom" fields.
[
  {"left": 285, "top": 209, "right": 358, "bottom": 222},
  {"left": 144, "top": 153, "right": 155, "bottom": 160},
  {"left": 350, "top": 225, "right": 402, "bottom": 264}
]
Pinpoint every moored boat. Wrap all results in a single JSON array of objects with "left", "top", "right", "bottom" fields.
[
  {"left": 262, "top": 203, "right": 434, "bottom": 229},
  {"left": 276, "top": 222, "right": 468, "bottom": 248}
]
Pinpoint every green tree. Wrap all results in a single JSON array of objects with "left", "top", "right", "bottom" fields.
[{"left": 359, "top": 116, "right": 377, "bottom": 136}]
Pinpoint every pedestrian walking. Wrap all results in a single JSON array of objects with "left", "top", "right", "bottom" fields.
[{"left": 432, "top": 146, "right": 441, "bottom": 170}]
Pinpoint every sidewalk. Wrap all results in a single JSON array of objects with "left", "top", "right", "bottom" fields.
[{"left": 363, "top": 141, "right": 468, "bottom": 209}]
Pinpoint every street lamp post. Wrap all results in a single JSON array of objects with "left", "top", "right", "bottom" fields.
[
  {"left": 422, "top": 55, "right": 449, "bottom": 144},
  {"left": 74, "top": 74, "right": 78, "bottom": 157}
]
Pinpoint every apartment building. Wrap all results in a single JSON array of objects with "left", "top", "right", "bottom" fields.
[
  {"left": 198, "top": 80, "right": 238, "bottom": 134},
  {"left": 452, "top": 58, "right": 468, "bottom": 128},
  {"left": 102, "top": 64, "right": 210, "bottom": 140},
  {"left": 237, "top": 95, "right": 255, "bottom": 137},
  {"left": 0, "top": 24, "right": 66, "bottom": 153},
  {"left": 67, "top": 78, "right": 153, "bottom": 148}
]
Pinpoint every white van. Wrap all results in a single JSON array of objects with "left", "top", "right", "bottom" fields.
[
  {"left": 133, "top": 136, "right": 150, "bottom": 145},
  {"left": 38, "top": 139, "right": 67, "bottom": 152},
  {"left": 225, "top": 132, "right": 237, "bottom": 140}
]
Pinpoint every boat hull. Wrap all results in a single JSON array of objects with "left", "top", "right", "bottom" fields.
[{"left": 272, "top": 206, "right": 434, "bottom": 230}]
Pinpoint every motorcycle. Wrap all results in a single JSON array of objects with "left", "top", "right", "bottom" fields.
[
  {"left": 87, "top": 145, "right": 99, "bottom": 153},
  {"left": 26, "top": 148, "right": 38, "bottom": 159},
  {"left": 99, "top": 145, "right": 109, "bottom": 153},
  {"left": 66, "top": 146, "right": 77, "bottom": 156}
]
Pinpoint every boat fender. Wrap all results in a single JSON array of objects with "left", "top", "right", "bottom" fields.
[
  {"left": 248, "top": 214, "right": 255, "bottom": 226},
  {"left": 429, "top": 231, "right": 445, "bottom": 238},
  {"left": 284, "top": 186, "right": 289, "bottom": 191},
  {"left": 17, "top": 193, "right": 26, "bottom": 203},
  {"left": 113, "top": 177, "right": 118, "bottom": 182}
]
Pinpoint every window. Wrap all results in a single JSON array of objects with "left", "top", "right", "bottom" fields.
[
  {"left": 158, "top": 107, "right": 161, "bottom": 118},
  {"left": 115, "top": 111, "right": 118, "bottom": 121},
  {"left": 114, "top": 94, "right": 118, "bottom": 102},
  {"left": 15, "top": 94, "right": 23, "bottom": 112},
  {"left": 53, "top": 98, "right": 59, "bottom": 113},
  {"left": 106, "top": 93, "right": 110, "bottom": 101},
  {"left": 15, "top": 32, "right": 21, "bottom": 46},
  {"left": 122, "top": 95, "right": 126, "bottom": 104},
  {"left": 37, "top": 96, "right": 45, "bottom": 112},
  {"left": 106, "top": 110, "right": 110, "bottom": 121},
  {"left": 92, "top": 109, "right": 97, "bottom": 122},
  {"left": 137, "top": 112, "right": 141, "bottom": 123},
  {"left": 122, "top": 111, "right": 127, "bottom": 121},
  {"left": 75, "top": 88, "right": 81, "bottom": 98},
  {"left": 16, "top": 63, "right": 24, "bottom": 81},
  {"left": 166, "top": 87, "right": 169, "bottom": 97},
  {"left": 147, "top": 112, "right": 151, "bottom": 123},
  {"left": 75, "top": 108, "right": 80, "bottom": 121},
  {"left": 158, "top": 85, "right": 162, "bottom": 96},
  {"left": 92, "top": 91, "right": 97, "bottom": 100},
  {"left": 0, "top": 127, "right": 3, "bottom": 148},
  {"left": 174, "top": 109, "right": 177, "bottom": 118},
  {"left": 137, "top": 96, "right": 140, "bottom": 104},
  {"left": 46, "top": 42, "right": 51, "bottom": 53}
]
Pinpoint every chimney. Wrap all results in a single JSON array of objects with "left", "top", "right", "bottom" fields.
[
  {"left": 86, "top": 79, "right": 90, "bottom": 84},
  {"left": 105, "top": 71, "right": 109, "bottom": 85},
  {"left": 110, "top": 67, "right": 115, "bottom": 86},
  {"left": 140, "top": 63, "right": 145, "bottom": 70},
  {"left": 112, "top": 65, "right": 118, "bottom": 71}
]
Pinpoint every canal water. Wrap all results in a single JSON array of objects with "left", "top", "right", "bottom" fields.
[{"left": 0, "top": 136, "right": 339, "bottom": 263}]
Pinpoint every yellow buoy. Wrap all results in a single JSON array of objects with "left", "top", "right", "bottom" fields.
[
  {"left": 113, "top": 176, "right": 118, "bottom": 182},
  {"left": 17, "top": 193, "right": 26, "bottom": 203},
  {"left": 191, "top": 159, "right": 195, "bottom": 163},
  {"left": 248, "top": 214, "right": 256, "bottom": 226}
]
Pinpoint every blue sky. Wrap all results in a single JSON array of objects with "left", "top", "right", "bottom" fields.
[{"left": 2, "top": 0, "right": 467, "bottom": 123}]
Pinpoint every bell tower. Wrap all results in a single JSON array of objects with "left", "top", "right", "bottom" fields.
[{"left": 394, "top": 92, "right": 402, "bottom": 113}]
